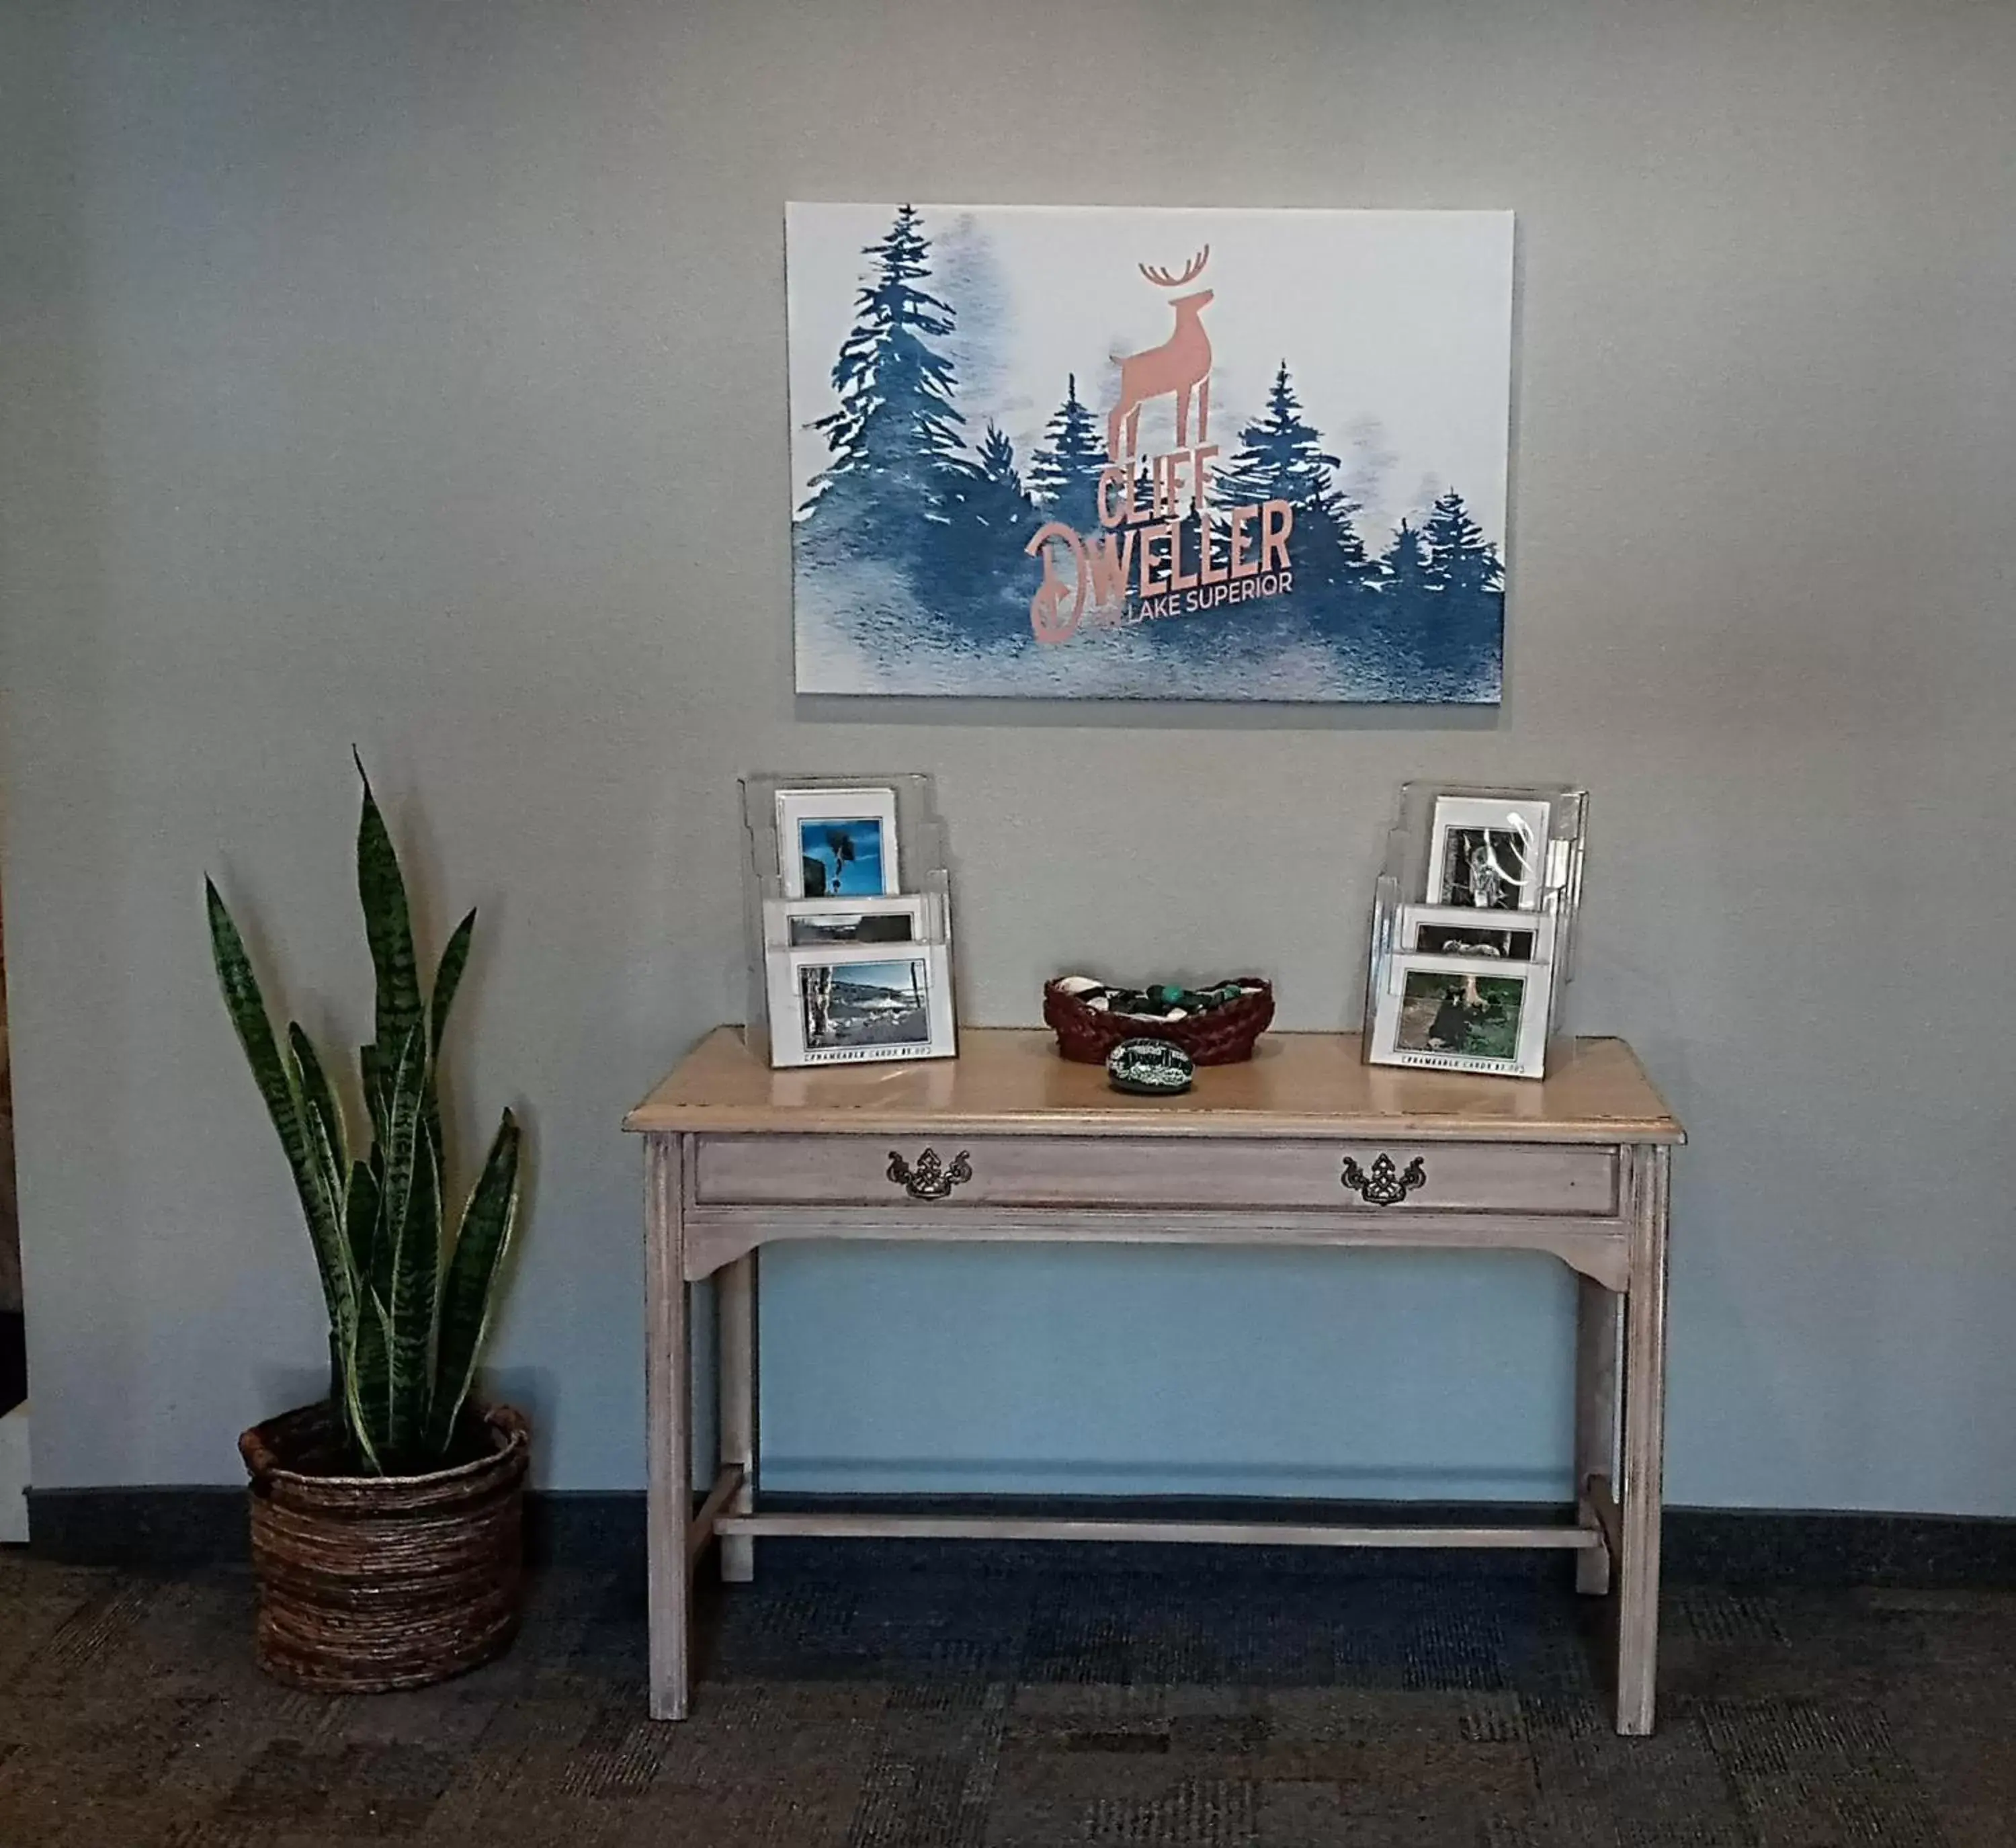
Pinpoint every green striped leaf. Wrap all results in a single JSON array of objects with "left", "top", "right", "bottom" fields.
[
  {"left": 430, "top": 909, "right": 476, "bottom": 1054},
  {"left": 206, "top": 882, "right": 349, "bottom": 1335},
  {"left": 376, "top": 1025, "right": 431, "bottom": 1460},
  {"left": 353, "top": 1284, "right": 392, "bottom": 1473},
  {"left": 356, "top": 1038, "right": 390, "bottom": 1295},
  {"left": 354, "top": 754, "right": 423, "bottom": 1064},
  {"left": 424, "top": 1109, "right": 521, "bottom": 1455},
  {"left": 293, "top": 1075, "right": 357, "bottom": 1443},
  {"left": 343, "top": 1157, "right": 380, "bottom": 1283},
  {"left": 360, "top": 1041, "right": 388, "bottom": 1148},
  {"left": 287, "top": 1024, "right": 349, "bottom": 1211},
  {"left": 366, "top": 1063, "right": 411, "bottom": 1315},
  {"left": 288, "top": 1031, "right": 358, "bottom": 1344},
  {"left": 387, "top": 1114, "right": 441, "bottom": 1460},
  {"left": 206, "top": 879, "right": 303, "bottom": 1175},
  {"left": 349, "top": 1148, "right": 383, "bottom": 1300},
  {"left": 421, "top": 909, "right": 474, "bottom": 1184},
  {"left": 375, "top": 1027, "right": 425, "bottom": 1282},
  {"left": 335, "top": 1162, "right": 380, "bottom": 1466}
]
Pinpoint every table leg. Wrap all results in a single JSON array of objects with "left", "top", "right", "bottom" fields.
[
  {"left": 1574, "top": 1274, "right": 1621, "bottom": 1595},
  {"left": 1615, "top": 1144, "right": 1671, "bottom": 1736},
  {"left": 718, "top": 1252, "right": 758, "bottom": 1583},
  {"left": 645, "top": 1133, "right": 692, "bottom": 1720}
]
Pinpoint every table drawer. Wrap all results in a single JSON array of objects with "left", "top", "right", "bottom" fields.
[{"left": 692, "top": 1134, "right": 1618, "bottom": 1216}]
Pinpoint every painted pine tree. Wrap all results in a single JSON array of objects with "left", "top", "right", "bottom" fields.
[
  {"left": 1365, "top": 499, "right": 1502, "bottom": 689},
  {"left": 1219, "top": 362, "right": 1339, "bottom": 509},
  {"left": 1418, "top": 486, "right": 1504, "bottom": 679},
  {"left": 943, "top": 422, "right": 1033, "bottom": 542},
  {"left": 931, "top": 421, "right": 1039, "bottom": 631},
  {"left": 1421, "top": 489, "right": 1503, "bottom": 599},
  {"left": 1218, "top": 362, "right": 1376, "bottom": 601},
  {"left": 1380, "top": 519, "right": 1432, "bottom": 599},
  {"left": 1027, "top": 374, "right": 1105, "bottom": 538},
  {"left": 800, "top": 204, "right": 965, "bottom": 562},
  {"left": 976, "top": 424, "right": 1026, "bottom": 502}
]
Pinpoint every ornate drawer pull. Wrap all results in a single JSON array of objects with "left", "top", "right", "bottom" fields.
[
  {"left": 1341, "top": 1153, "right": 1427, "bottom": 1206},
  {"left": 886, "top": 1148, "right": 972, "bottom": 1200}
]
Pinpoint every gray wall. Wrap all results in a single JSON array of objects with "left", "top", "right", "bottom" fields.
[{"left": 3, "top": 0, "right": 2012, "bottom": 1511}]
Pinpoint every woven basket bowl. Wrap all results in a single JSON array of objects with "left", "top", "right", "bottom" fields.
[
  {"left": 240, "top": 1400, "right": 530, "bottom": 1693},
  {"left": 1044, "top": 976, "right": 1275, "bottom": 1066}
]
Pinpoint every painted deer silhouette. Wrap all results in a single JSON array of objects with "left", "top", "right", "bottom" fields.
[{"left": 1107, "top": 247, "right": 1214, "bottom": 462}]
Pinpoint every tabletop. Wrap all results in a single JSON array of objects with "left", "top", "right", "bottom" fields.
[{"left": 626, "top": 1028, "right": 1684, "bottom": 1146}]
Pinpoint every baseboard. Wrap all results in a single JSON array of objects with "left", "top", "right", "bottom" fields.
[
  {"left": 26, "top": 1484, "right": 245, "bottom": 1565},
  {"left": 21, "top": 1485, "right": 648, "bottom": 1571},
  {"left": 18, "top": 1485, "right": 646, "bottom": 1570},
  {"left": 23, "top": 1485, "right": 2016, "bottom": 1587}
]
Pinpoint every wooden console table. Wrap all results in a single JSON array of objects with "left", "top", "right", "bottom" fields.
[{"left": 624, "top": 1028, "right": 1683, "bottom": 1733}]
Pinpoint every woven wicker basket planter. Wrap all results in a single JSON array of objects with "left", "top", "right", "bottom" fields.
[
  {"left": 1044, "top": 976, "right": 1275, "bottom": 1066},
  {"left": 239, "top": 1400, "right": 530, "bottom": 1693}
]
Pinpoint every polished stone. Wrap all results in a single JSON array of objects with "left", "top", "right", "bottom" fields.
[{"left": 1105, "top": 1038, "right": 1195, "bottom": 1095}]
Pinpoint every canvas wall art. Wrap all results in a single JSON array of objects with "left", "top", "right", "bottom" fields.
[{"left": 786, "top": 202, "right": 1514, "bottom": 704}]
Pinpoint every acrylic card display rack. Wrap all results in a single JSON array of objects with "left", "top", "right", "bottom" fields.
[
  {"left": 740, "top": 773, "right": 958, "bottom": 1068},
  {"left": 1362, "top": 783, "right": 1587, "bottom": 1081}
]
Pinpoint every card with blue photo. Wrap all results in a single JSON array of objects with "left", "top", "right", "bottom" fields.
[{"left": 774, "top": 786, "right": 900, "bottom": 899}]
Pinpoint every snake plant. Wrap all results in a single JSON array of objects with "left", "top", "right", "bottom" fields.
[{"left": 206, "top": 757, "right": 523, "bottom": 1474}]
